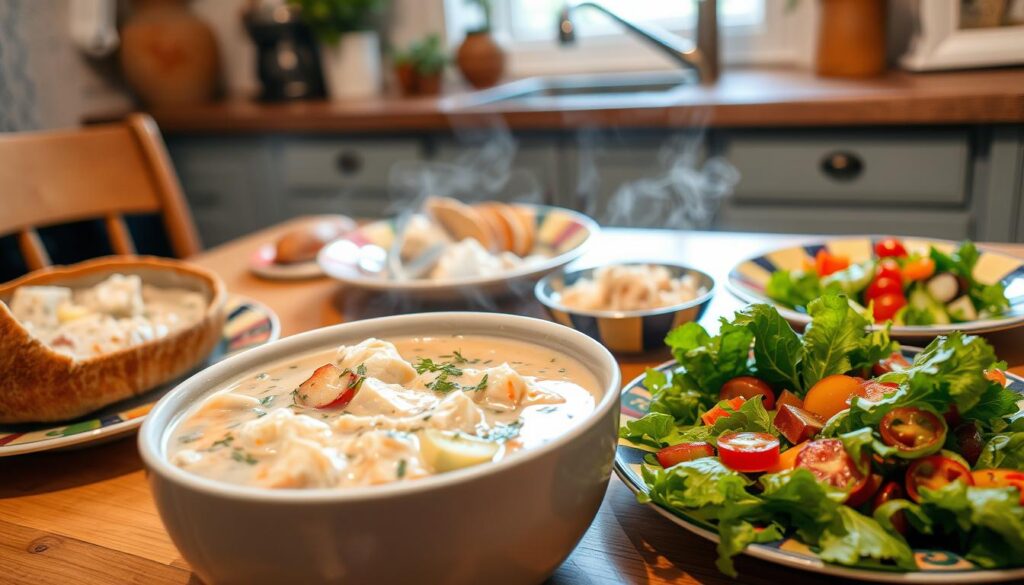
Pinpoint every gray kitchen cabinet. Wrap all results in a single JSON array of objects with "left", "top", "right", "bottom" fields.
[
  {"left": 166, "top": 136, "right": 276, "bottom": 247},
  {"left": 714, "top": 129, "right": 969, "bottom": 206},
  {"left": 278, "top": 136, "right": 425, "bottom": 219},
  {"left": 164, "top": 124, "right": 1023, "bottom": 246},
  {"left": 559, "top": 129, "right": 707, "bottom": 225}
]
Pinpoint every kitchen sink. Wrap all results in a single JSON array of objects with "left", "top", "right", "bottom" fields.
[{"left": 446, "top": 70, "right": 698, "bottom": 109}]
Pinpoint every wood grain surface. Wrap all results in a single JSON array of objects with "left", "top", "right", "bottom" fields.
[
  {"left": 4, "top": 222, "right": 1024, "bottom": 585},
  {"left": 131, "top": 67, "right": 1024, "bottom": 134}
]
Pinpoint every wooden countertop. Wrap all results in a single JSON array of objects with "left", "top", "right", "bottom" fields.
[
  {"left": 5, "top": 223, "right": 1024, "bottom": 585},
  {"left": 144, "top": 67, "right": 1024, "bottom": 134}
]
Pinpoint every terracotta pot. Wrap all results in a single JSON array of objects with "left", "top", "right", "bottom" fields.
[
  {"left": 456, "top": 31, "right": 505, "bottom": 88},
  {"left": 816, "top": 0, "right": 887, "bottom": 78},
  {"left": 395, "top": 62, "right": 418, "bottom": 96},
  {"left": 121, "top": 0, "right": 220, "bottom": 106},
  {"left": 416, "top": 72, "right": 442, "bottom": 96}
]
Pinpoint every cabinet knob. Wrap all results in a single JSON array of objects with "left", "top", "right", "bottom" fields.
[
  {"left": 821, "top": 151, "right": 863, "bottom": 181},
  {"left": 335, "top": 151, "right": 363, "bottom": 176}
]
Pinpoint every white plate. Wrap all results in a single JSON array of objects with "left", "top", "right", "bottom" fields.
[
  {"left": 0, "top": 296, "right": 280, "bottom": 456},
  {"left": 317, "top": 204, "right": 599, "bottom": 301},
  {"left": 615, "top": 349, "right": 1024, "bottom": 583},
  {"left": 727, "top": 236, "right": 1024, "bottom": 339}
]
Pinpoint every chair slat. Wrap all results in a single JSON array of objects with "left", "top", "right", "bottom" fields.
[
  {"left": 105, "top": 214, "right": 137, "bottom": 255},
  {"left": 18, "top": 229, "right": 51, "bottom": 271}
]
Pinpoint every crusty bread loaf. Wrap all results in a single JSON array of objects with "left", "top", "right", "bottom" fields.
[
  {"left": 0, "top": 256, "right": 227, "bottom": 423},
  {"left": 274, "top": 216, "right": 355, "bottom": 264}
]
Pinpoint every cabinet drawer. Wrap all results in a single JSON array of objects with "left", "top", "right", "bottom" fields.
[
  {"left": 720, "top": 130, "right": 969, "bottom": 205},
  {"left": 282, "top": 139, "right": 423, "bottom": 190},
  {"left": 715, "top": 204, "right": 971, "bottom": 239}
]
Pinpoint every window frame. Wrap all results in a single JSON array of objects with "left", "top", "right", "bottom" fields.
[{"left": 443, "top": 0, "right": 810, "bottom": 78}]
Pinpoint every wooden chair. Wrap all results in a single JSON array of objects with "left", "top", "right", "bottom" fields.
[{"left": 0, "top": 113, "right": 201, "bottom": 271}]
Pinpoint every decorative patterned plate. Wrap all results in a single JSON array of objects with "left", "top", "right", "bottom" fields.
[
  {"left": 0, "top": 295, "right": 279, "bottom": 456},
  {"left": 249, "top": 243, "right": 326, "bottom": 281},
  {"left": 614, "top": 348, "right": 1024, "bottom": 583},
  {"left": 727, "top": 237, "right": 1024, "bottom": 339},
  {"left": 317, "top": 204, "right": 599, "bottom": 300}
]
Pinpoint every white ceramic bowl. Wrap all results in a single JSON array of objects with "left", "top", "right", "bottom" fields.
[{"left": 138, "top": 312, "right": 621, "bottom": 585}]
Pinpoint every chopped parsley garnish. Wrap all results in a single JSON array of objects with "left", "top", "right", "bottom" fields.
[
  {"left": 396, "top": 459, "right": 408, "bottom": 479},
  {"left": 177, "top": 431, "right": 202, "bottom": 444},
  {"left": 210, "top": 434, "right": 234, "bottom": 449},
  {"left": 254, "top": 409, "right": 268, "bottom": 418},
  {"left": 465, "top": 374, "right": 489, "bottom": 392},
  {"left": 259, "top": 395, "right": 276, "bottom": 408},
  {"left": 427, "top": 372, "right": 459, "bottom": 393},
  {"left": 255, "top": 372, "right": 269, "bottom": 381},
  {"left": 481, "top": 420, "right": 523, "bottom": 442},
  {"left": 230, "top": 449, "right": 258, "bottom": 465},
  {"left": 356, "top": 363, "right": 367, "bottom": 376},
  {"left": 413, "top": 358, "right": 463, "bottom": 377}
]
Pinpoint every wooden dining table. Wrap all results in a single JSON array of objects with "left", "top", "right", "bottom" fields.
[{"left": 4, "top": 219, "right": 1024, "bottom": 585}]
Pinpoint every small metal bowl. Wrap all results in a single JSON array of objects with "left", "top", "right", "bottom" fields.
[{"left": 535, "top": 263, "right": 716, "bottom": 354}]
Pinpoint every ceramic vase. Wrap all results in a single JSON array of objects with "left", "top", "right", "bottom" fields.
[{"left": 321, "top": 30, "right": 382, "bottom": 100}]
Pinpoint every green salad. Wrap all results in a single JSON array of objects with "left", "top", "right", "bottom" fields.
[
  {"left": 621, "top": 294, "right": 1024, "bottom": 576},
  {"left": 765, "top": 238, "right": 1010, "bottom": 326}
]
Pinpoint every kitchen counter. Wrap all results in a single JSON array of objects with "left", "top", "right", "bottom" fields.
[{"left": 143, "top": 67, "right": 1024, "bottom": 134}]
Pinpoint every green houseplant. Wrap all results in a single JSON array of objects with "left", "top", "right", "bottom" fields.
[
  {"left": 394, "top": 34, "right": 448, "bottom": 96},
  {"left": 290, "top": 0, "right": 386, "bottom": 99}
]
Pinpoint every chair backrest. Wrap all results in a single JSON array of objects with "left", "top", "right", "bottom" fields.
[{"left": 0, "top": 113, "right": 201, "bottom": 270}]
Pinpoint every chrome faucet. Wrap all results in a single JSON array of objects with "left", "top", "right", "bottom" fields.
[{"left": 557, "top": 0, "right": 719, "bottom": 84}]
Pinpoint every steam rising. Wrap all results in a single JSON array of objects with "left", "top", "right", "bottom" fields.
[{"left": 580, "top": 130, "right": 739, "bottom": 229}]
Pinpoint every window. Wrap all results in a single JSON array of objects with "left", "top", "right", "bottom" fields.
[{"left": 445, "top": 0, "right": 807, "bottom": 77}]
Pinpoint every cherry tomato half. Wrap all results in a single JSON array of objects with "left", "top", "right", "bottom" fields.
[
  {"left": 905, "top": 455, "right": 974, "bottom": 503},
  {"left": 847, "top": 473, "right": 883, "bottom": 508},
  {"left": 984, "top": 368, "right": 1008, "bottom": 387},
  {"left": 872, "top": 352, "right": 911, "bottom": 376},
  {"left": 901, "top": 257, "right": 936, "bottom": 282},
  {"left": 720, "top": 376, "right": 775, "bottom": 410},
  {"left": 866, "top": 276, "right": 904, "bottom": 302},
  {"left": 656, "top": 442, "right": 715, "bottom": 468},
  {"left": 972, "top": 469, "right": 1024, "bottom": 505},
  {"left": 875, "top": 238, "right": 908, "bottom": 258},
  {"left": 701, "top": 396, "right": 747, "bottom": 426},
  {"left": 876, "top": 259, "right": 902, "bottom": 282},
  {"left": 815, "top": 249, "right": 850, "bottom": 277},
  {"left": 872, "top": 293, "right": 907, "bottom": 322},
  {"left": 804, "top": 374, "right": 863, "bottom": 421},
  {"left": 879, "top": 407, "right": 947, "bottom": 458},
  {"left": 795, "top": 438, "right": 868, "bottom": 496},
  {"left": 718, "top": 432, "right": 781, "bottom": 473},
  {"left": 872, "top": 481, "right": 909, "bottom": 534}
]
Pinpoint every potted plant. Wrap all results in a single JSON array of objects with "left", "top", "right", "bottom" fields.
[
  {"left": 394, "top": 34, "right": 448, "bottom": 96},
  {"left": 290, "top": 0, "right": 385, "bottom": 99},
  {"left": 455, "top": 0, "right": 505, "bottom": 88}
]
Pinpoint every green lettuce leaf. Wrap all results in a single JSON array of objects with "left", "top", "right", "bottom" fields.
[
  {"left": 917, "top": 481, "right": 1024, "bottom": 568},
  {"left": 801, "top": 295, "right": 866, "bottom": 390},
  {"left": 639, "top": 457, "right": 753, "bottom": 511},
  {"left": 818, "top": 506, "right": 916, "bottom": 570},
  {"left": 707, "top": 395, "right": 775, "bottom": 439},
  {"left": 765, "top": 269, "right": 824, "bottom": 310},
  {"left": 874, "top": 332, "right": 1005, "bottom": 416},
  {"left": 975, "top": 432, "right": 1024, "bottom": 471},
  {"left": 619, "top": 412, "right": 684, "bottom": 449},
  {"left": 664, "top": 321, "right": 753, "bottom": 400},
  {"left": 645, "top": 368, "right": 712, "bottom": 425},
  {"left": 734, "top": 303, "right": 803, "bottom": 393}
]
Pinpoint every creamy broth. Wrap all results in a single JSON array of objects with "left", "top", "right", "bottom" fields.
[
  {"left": 8, "top": 274, "right": 206, "bottom": 359},
  {"left": 168, "top": 335, "right": 600, "bottom": 489}
]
